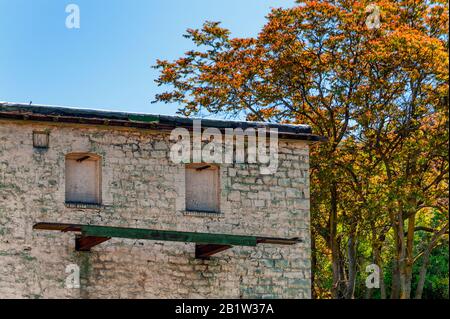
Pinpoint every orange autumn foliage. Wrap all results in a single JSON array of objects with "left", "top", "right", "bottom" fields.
[{"left": 154, "top": 0, "right": 448, "bottom": 299}]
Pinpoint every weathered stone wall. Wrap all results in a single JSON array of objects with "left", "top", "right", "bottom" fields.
[{"left": 0, "top": 120, "right": 311, "bottom": 299}]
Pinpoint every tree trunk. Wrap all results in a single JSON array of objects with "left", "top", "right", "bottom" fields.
[
  {"left": 345, "top": 232, "right": 357, "bottom": 299},
  {"left": 403, "top": 213, "right": 416, "bottom": 299},
  {"left": 414, "top": 246, "right": 432, "bottom": 299},
  {"left": 311, "top": 231, "right": 317, "bottom": 299},
  {"left": 415, "top": 222, "right": 449, "bottom": 299},
  {"left": 373, "top": 245, "right": 386, "bottom": 299},
  {"left": 397, "top": 213, "right": 408, "bottom": 299},
  {"left": 330, "top": 182, "right": 342, "bottom": 299},
  {"left": 370, "top": 221, "right": 387, "bottom": 299},
  {"left": 391, "top": 212, "right": 405, "bottom": 299},
  {"left": 391, "top": 263, "right": 400, "bottom": 299},
  {"left": 365, "top": 286, "right": 373, "bottom": 299}
]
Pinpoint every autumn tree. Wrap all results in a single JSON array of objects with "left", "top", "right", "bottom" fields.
[{"left": 153, "top": 0, "right": 449, "bottom": 298}]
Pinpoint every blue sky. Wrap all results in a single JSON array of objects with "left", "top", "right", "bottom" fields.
[{"left": 0, "top": 0, "right": 294, "bottom": 116}]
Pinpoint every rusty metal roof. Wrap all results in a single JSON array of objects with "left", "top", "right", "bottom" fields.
[{"left": 0, "top": 102, "right": 324, "bottom": 141}]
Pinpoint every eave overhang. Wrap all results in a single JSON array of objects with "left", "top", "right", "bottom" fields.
[{"left": 0, "top": 102, "right": 326, "bottom": 142}]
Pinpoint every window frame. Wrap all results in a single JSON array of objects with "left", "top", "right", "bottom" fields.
[
  {"left": 185, "top": 163, "right": 220, "bottom": 214},
  {"left": 65, "top": 153, "right": 102, "bottom": 206}
]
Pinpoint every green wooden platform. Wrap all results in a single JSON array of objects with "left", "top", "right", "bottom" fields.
[{"left": 33, "top": 222, "right": 301, "bottom": 259}]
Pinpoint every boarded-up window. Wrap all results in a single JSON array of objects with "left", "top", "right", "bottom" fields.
[
  {"left": 32, "top": 131, "right": 50, "bottom": 149},
  {"left": 185, "top": 164, "right": 219, "bottom": 213},
  {"left": 65, "top": 153, "right": 101, "bottom": 204}
]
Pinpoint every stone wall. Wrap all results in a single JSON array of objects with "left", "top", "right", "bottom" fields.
[{"left": 0, "top": 120, "right": 311, "bottom": 299}]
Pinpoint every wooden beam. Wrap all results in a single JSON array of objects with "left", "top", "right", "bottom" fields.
[
  {"left": 256, "top": 237, "right": 302, "bottom": 245},
  {"left": 195, "top": 244, "right": 232, "bottom": 259},
  {"left": 33, "top": 223, "right": 82, "bottom": 232},
  {"left": 33, "top": 223, "right": 302, "bottom": 259},
  {"left": 75, "top": 235, "right": 110, "bottom": 251},
  {"left": 81, "top": 225, "right": 257, "bottom": 247}
]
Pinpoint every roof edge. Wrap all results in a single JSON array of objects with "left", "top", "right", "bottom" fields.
[{"left": 0, "top": 102, "right": 325, "bottom": 142}]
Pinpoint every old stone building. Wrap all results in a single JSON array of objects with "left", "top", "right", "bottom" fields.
[{"left": 0, "top": 102, "right": 322, "bottom": 299}]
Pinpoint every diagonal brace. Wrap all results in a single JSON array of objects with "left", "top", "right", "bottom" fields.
[
  {"left": 75, "top": 235, "right": 110, "bottom": 251},
  {"left": 195, "top": 244, "right": 232, "bottom": 259}
]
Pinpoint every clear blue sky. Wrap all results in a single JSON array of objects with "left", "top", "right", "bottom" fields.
[{"left": 0, "top": 0, "right": 294, "bottom": 116}]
